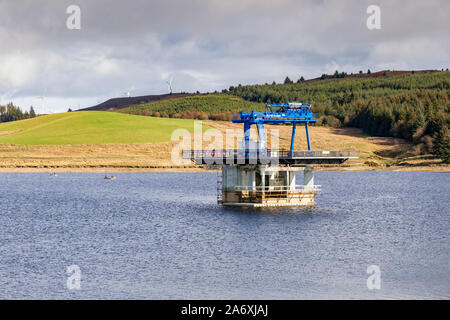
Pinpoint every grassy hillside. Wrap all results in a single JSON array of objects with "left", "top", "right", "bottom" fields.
[
  {"left": 80, "top": 93, "right": 194, "bottom": 111},
  {"left": 231, "top": 70, "right": 450, "bottom": 161},
  {"left": 231, "top": 70, "right": 449, "bottom": 105},
  {"left": 119, "top": 94, "right": 265, "bottom": 120},
  {"left": 0, "top": 122, "right": 446, "bottom": 170},
  {"left": 119, "top": 71, "right": 449, "bottom": 117},
  {"left": 118, "top": 72, "right": 449, "bottom": 130},
  {"left": 115, "top": 71, "right": 449, "bottom": 161},
  {"left": 0, "top": 111, "right": 206, "bottom": 145}
]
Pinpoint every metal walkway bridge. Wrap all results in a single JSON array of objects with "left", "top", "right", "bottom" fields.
[{"left": 182, "top": 149, "right": 360, "bottom": 165}]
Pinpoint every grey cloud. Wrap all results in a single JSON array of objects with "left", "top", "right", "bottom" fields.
[{"left": 0, "top": 0, "right": 448, "bottom": 112}]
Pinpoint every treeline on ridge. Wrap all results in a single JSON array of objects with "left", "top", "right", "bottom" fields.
[
  {"left": 228, "top": 71, "right": 449, "bottom": 162},
  {"left": 0, "top": 103, "right": 37, "bottom": 123},
  {"left": 118, "top": 71, "right": 449, "bottom": 162},
  {"left": 119, "top": 94, "right": 265, "bottom": 121}
]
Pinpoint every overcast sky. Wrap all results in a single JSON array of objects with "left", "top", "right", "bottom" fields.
[{"left": 0, "top": 0, "right": 448, "bottom": 113}]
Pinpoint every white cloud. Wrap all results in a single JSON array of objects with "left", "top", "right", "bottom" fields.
[
  {"left": 94, "top": 58, "right": 121, "bottom": 76},
  {"left": 324, "top": 61, "right": 365, "bottom": 75},
  {"left": 368, "top": 38, "right": 449, "bottom": 70},
  {"left": 0, "top": 52, "right": 39, "bottom": 87},
  {"left": 370, "top": 38, "right": 447, "bottom": 60}
]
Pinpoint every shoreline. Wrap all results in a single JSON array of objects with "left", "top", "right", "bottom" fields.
[{"left": 0, "top": 165, "right": 448, "bottom": 173}]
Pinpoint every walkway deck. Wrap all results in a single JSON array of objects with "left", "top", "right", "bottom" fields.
[{"left": 182, "top": 149, "right": 359, "bottom": 165}]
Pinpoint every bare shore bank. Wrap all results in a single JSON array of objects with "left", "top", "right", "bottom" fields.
[
  {"left": 0, "top": 165, "right": 448, "bottom": 173},
  {"left": 1, "top": 124, "right": 447, "bottom": 173}
]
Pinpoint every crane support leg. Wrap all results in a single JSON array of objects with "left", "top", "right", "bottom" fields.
[
  {"left": 290, "top": 122, "right": 296, "bottom": 152},
  {"left": 244, "top": 122, "right": 251, "bottom": 156},
  {"left": 257, "top": 123, "right": 265, "bottom": 148},
  {"left": 305, "top": 122, "right": 311, "bottom": 151},
  {"left": 244, "top": 122, "right": 251, "bottom": 142}
]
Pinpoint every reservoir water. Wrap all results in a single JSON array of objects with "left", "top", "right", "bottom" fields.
[{"left": 0, "top": 171, "right": 448, "bottom": 299}]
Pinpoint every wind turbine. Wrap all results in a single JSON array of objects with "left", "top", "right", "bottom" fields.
[
  {"left": 34, "top": 88, "right": 48, "bottom": 114},
  {"left": 166, "top": 77, "right": 173, "bottom": 94},
  {"left": 123, "top": 86, "right": 135, "bottom": 98}
]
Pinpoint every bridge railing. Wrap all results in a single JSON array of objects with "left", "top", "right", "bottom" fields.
[
  {"left": 290, "top": 150, "right": 359, "bottom": 158},
  {"left": 182, "top": 149, "right": 359, "bottom": 160},
  {"left": 234, "top": 185, "right": 321, "bottom": 192}
]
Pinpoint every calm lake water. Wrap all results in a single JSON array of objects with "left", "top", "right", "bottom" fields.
[{"left": 0, "top": 172, "right": 448, "bottom": 299}]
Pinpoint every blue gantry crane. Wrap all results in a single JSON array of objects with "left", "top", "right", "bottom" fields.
[{"left": 232, "top": 102, "right": 317, "bottom": 152}]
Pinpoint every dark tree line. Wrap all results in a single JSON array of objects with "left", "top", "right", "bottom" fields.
[
  {"left": 119, "top": 71, "right": 449, "bottom": 162},
  {"left": 0, "top": 103, "right": 37, "bottom": 123},
  {"left": 229, "top": 71, "right": 450, "bottom": 162}
]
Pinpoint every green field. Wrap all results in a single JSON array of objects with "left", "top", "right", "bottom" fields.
[{"left": 0, "top": 111, "right": 206, "bottom": 145}]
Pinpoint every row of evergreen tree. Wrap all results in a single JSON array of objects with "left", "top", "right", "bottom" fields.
[{"left": 0, "top": 103, "right": 37, "bottom": 123}]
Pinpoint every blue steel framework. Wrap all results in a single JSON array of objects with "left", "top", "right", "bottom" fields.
[{"left": 232, "top": 102, "right": 317, "bottom": 152}]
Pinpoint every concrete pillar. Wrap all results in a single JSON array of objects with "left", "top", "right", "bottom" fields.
[
  {"left": 260, "top": 166, "right": 265, "bottom": 191},
  {"left": 285, "top": 170, "right": 289, "bottom": 190},
  {"left": 288, "top": 170, "right": 296, "bottom": 190},
  {"left": 222, "top": 166, "right": 227, "bottom": 191},
  {"left": 269, "top": 171, "right": 275, "bottom": 190},
  {"left": 239, "top": 168, "right": 247, "bottom": 188},
  {"left": 223, "top": 165, "right": 238, "bottom": 191},
  {"left": 249, "top": 170, "right": 256, "bottom": 190},
  {"left": 304, "top": 165, "right": 314, "bottom": 190},
  {"left": 236, "top": 167, "right": 241, "bottom": 186}
]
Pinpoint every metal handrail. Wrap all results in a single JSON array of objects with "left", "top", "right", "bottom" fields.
[
  {"left": 182, "top": 149, "right": 359, "bottom": 159},
  {"left": 234, "top": 185, "right": 321, "bottom": 192}
]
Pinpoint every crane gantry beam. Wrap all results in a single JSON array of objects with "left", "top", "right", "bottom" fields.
[{"left": 232, "top": 102, "right": 317, "bottom": 151}]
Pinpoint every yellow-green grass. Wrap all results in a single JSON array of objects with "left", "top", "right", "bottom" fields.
[{"left": 0, "top": 111, "right": 208, "bottom": 145}]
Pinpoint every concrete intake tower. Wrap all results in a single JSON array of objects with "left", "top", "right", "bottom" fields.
[{"left": 184, "top": 102, "right": 359, "bottom": 207}]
